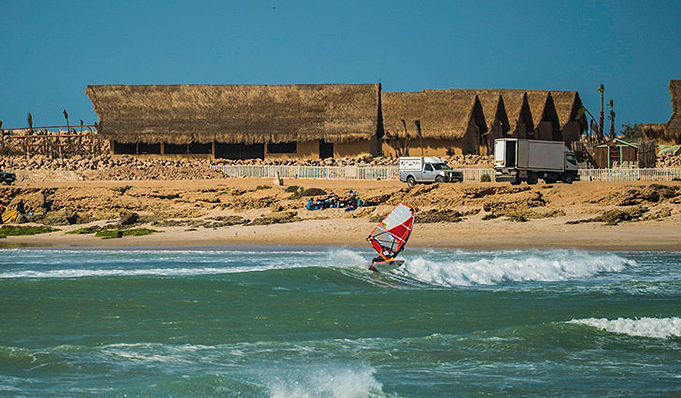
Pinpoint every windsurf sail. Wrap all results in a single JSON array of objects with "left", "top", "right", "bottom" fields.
[{"left": 367, "top": 203, "right": 414, "bottom": 261}]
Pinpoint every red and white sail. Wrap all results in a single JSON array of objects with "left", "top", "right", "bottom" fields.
[{"left": 367, "top": 203, "right": 415, "bottom": 261}]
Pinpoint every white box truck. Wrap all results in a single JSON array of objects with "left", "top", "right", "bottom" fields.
[
  {"left": 399, "top": 157, "right": 463, "bottom": 187},
  {"left": 494, "top": 138, "right": 579, "bottom": 184}
]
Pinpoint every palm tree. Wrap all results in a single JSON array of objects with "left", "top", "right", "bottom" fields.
[
  {"left": 63, "top": 109, "right": 69, "bottom": 133},
  {"left": 607, "top": 99, "right": 616, "bottom": 139},
  {"left": 597, "top": 84, "right": 605, "bottom": 142}
]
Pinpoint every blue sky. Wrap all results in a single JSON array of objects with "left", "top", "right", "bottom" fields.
[{"left": 1, "top": 0, "right": 679, "bottom": 130}]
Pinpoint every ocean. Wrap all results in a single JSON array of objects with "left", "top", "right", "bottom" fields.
[{"left": 0, "top": 247, "right": 680, "bottom": 396}]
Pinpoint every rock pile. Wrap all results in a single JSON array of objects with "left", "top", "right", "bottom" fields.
[
  {"left": 657, "top": 153, "right": 681, "bottom": 168},
  {"left": 0, "top": 153, "right": 494, "bottom": 182},
  {"left": 0, "top": 155, "right": 224, "bottom": 181}
]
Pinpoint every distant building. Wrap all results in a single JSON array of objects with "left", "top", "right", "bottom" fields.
[
  {"left": 86, "top": 83, "right": 587, "bottom": 160},
  {"left": 423, "top": 89, "right": 511, "bottom": 155},
  {"left": 425, "top": 88, "right": 586, "bottom": 146},
  {"left": 594, "top": 138, "right": 638, "bottom": 168},
  {"left": 86, "top": 84, "right": 383, "bottom": 160},
  {"left": 381, "top": 91, "right": 487, "bottom": 157}
]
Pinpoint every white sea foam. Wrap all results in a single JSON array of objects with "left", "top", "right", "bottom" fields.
[
  {"left": 325, "top": 248, "right": 368, "bottom": 269},
  {"left": 268, "top": 365, "right": 384, "bottom": 398},
  {"left": 568, "top": 317, "right": 681, "bottom": 339},
  {"left": 402, "top": 250, "right": 633, "bottom": 286},
  {"left": 0, "top": 265, "right": 288, "bottom": 279}
]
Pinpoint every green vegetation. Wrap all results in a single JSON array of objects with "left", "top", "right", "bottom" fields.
[
  {"left": 0, "top": 225, "right": 58, "bottom": 238},
  {"left": 67, "top": 226, "right": 102, "bottom": 235},
  {"left": 255, "top": 185, "right": 272, "bottom": 190},
  {"left": 69, "top": 223, "right": 160, "bottom": 239},
  {"left": 620, "top": 122, "right": 644, "bottom": 142},
  {"left": 480, "top": 173, "right": 492, "bottom": 182},
  {"left": 95, "top": 229, "right": 123, "bottom": 239}
]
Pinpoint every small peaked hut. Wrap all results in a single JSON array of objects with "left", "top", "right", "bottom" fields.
[
  {"left": 594, "top": 138, "right": 638, "bottom": 168},
  {"left": 86, "top": 84, "right": 383, "bottom": 160},
  {"left": 431, "top": 88, "right": 580, "bottom": 144},
  {"left": 550, "top": 91, "right": 588, "bottom": 145},
  {"left": 665, "top": 80, "right": 681, "bottom": 144},
  {"left": 500, "top": 91, "right": 534, "bottom": 139},
  {"left": 506, "top": 90, "right": 560, "bottom": 142},
  {"left": 381, "top": 91, "right": 487, "bottom": 157},
  {"left": 423, "top": 89, "right": 510, "bottom": 155}
]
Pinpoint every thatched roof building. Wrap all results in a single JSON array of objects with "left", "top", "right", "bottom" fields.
[
  {"left": 428, "top": 88, "right": 583, "bottom": 144},
  {"left": 86, "top": 83, "right": 382, "bottom": 146},
  {"left": 381, "top": 91, "right": 487, "bottom": 156},
  {"left": 423, "top": 89, "right": 510, "bottom": 155},
  {"left": 549, "top": 90, "right": 588, "bottom": 144},
  {"left": 550, "top": 91, "right": 586, "bottom": 128},
  {"left": 665, "top": 80, "right": 681, "bottom": 144},
  {"left": 492, "top": 90, "right": 560, "bottom": 141}
]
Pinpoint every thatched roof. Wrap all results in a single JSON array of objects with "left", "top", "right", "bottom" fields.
[
  {"left": 430, "top": 88, "right": 585, "bottom": 134},
  {"left": 550, "top": 91, "right": 586, "bottom": 129},
  {"left": 492, "top": 90, "right": 559, "bottom": 128},
  {"left": 423, "top": 89, "right": 510, "bottom": 132},
  {"left": 666, "top": 80, "right": 681, "bottom": 141},
  {"left": 381, "top": 92, "right": 487, "bottom": 139},
  {"left": 640, "top": 123, "right": 669, "bottom": 142},
  {"left": 86, "top": 84, "right": 381, "bottom": 145}
]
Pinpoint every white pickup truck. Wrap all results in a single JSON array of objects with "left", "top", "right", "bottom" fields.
[{"left": 399, "top": 157, "right": 463, "bottom": 187}]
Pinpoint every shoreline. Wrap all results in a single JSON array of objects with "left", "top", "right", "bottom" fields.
[{"left": 2, "top": 216, "right": 680, "bottom": 252}]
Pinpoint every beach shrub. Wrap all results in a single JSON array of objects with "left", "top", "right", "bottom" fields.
[
  {"left": 95, "top": 229, "right": 123, "bottom": 239},
  {"left": 255, "top": 185, "right": 272, "bottom": 190},
  {"left": 480, "top": 174, "right": 492, "bottom": 182},
  {"left": 288, "top": 187, "right": 326, "bottom": 199},
  {"left": 248, "top": 211, "right": 300, "bottom": 225},
  {"left": 0, "top": 225, "right": 58, "bottom": 238},
  {"left": 122, "top": 228, "right": 159, "bottom": 237},
  {"left": 301, "top": 188, "right": 326, "bottom": 197},
  {"left": 67, "top": 226, "right": 102, "bottom": 235},
  {"left": 285, "top": 186, "right": 301, "bottom": 193},
  {"left": 94, "top": 228, "right": 160, "bottom": 239}
]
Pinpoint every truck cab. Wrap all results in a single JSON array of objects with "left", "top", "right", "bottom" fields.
[{"left": 399, "top": 157, "right": 463, "bottom": 187}]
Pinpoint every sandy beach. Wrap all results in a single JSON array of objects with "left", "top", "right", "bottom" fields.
[{"left": 1, "top": 177, "right": 680, "bottom": 251}]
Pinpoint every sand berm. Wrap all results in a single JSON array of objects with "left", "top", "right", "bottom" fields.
[{"left": 1, "top": 172, "right": 681, "bottom": 251}]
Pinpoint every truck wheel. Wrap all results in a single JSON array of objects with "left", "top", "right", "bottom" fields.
[
  {"left": 407, "top": 176, "right": 416, "bottom": 187},
  {"left": 510, "top": 176, "right": 521, "bottom": 185},
  {"left": 435, "top": 175, "right": 444, "bottom": 183},
  {"left": 562, "top": 174, "right": 574, "bottom": 184},
  {"left": 527, "top": 172, "right": 538, "bottom": 185}
]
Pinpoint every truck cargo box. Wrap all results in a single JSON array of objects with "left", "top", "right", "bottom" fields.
[{"left": 518, "top": 140, "right": 568, "bottom": 172}]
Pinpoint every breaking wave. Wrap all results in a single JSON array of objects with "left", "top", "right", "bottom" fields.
[
  {"left": 401, "top": 250, "right": 633, "bottom": 287},
  {"left": 267, "top": 364, "right": 384, "bottom": 398},
  {"left": 568, "top": 317, "right": 681, "bottom": 339}
]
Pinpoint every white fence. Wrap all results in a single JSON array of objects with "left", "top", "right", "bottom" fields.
[
  {"left": 578, "top": 168, "right": 681, "bottom": 182},
  {"left": 210, "top": 164, "right": 495, "bottom": 182},
  {"left": 211, "top": 164, "right": 400, "bottom": 180},
  {"left": 210, "top": 164, "right": 681, "bottom": 183}
]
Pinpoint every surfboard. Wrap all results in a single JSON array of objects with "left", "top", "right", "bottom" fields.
[{"left": 368, "top": 259, "right": 404, "bottom": 273}]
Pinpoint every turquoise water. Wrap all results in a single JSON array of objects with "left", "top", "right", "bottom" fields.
[{"left": 1, "top": 247, "right": 680, "bottom": 396}]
